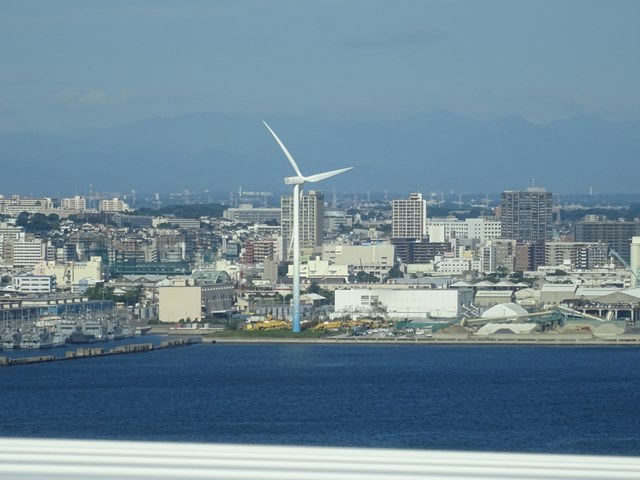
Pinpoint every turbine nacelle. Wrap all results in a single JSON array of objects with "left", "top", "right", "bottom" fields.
[{"left": 284, "top": 176, "right": 305, "bottom": 185}]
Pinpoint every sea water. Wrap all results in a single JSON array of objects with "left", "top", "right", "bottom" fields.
[{"left": 1, "top": 342, "right": 640, "bottom": 455}]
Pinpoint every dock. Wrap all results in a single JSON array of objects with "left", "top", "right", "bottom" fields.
[{"left": 0, "top": 337, "right": 203, "bottom": 367}]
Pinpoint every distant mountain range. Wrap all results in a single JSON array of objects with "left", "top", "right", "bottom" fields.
[{"left": 1, "top": 111, "right": 639, "bottom": 196}]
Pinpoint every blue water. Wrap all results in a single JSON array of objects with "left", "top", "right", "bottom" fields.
[{"left": 2, "top": 343, "right": 640, "bottom": 455}]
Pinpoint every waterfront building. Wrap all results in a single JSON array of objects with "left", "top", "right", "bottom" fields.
[
  {"left": 157, "top": 272, "right": 234, "bottom": 322},
  {"left": 334, "top": 286, "right": 473, "bottom": 320}
]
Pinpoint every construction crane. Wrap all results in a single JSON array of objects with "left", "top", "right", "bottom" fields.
[{"left": 608, "top": 248, "right": 639, "bottom": 286}]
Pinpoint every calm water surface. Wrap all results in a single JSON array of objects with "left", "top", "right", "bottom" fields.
[{"left": 2, "top": 343, "right": 640, "bottom": 454}]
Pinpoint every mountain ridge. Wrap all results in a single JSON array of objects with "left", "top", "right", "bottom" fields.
[{"left": 1, "top": 111, "right": 638, "bottom": 195}]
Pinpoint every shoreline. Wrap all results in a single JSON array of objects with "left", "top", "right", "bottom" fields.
[
  {"left": 200, "top": 334, "right": 640, "bottom": 346},
  {"left": 148, "top": 326, "right": 640, "bottom": 346}
]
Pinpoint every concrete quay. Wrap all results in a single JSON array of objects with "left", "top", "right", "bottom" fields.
[{"left": 0, "top": 337, "right": 202, "bottom": 367}]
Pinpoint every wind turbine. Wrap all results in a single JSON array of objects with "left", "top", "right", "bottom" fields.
[{"left": 263, "top": 121, "right": 352, "bottom": 333}]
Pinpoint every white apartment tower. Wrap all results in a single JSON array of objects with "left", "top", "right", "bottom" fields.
[
  {"left": 281, "top": 190, "right": 325, "bottom": 258},
  {"left": 392, "top": 193, "right": 427, "bottom": 239}
]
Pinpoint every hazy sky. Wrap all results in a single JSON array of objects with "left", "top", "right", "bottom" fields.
[{"left": 1, "top": 0, "right": 638, "bottom": 132}]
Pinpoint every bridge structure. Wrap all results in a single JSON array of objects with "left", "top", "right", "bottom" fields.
[{"left": 0, "top": 438, "right": 639, "bottom": 479}]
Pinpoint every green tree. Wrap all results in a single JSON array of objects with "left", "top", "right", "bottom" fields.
[
  {"left": 356, "top": 270, "right": 380, "bottom": 283},
  {"left": 387, "top": 266, "right": 404, "bottom": 279}
]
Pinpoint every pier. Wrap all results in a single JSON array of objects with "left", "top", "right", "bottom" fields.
[{"left": 0, "top": 337, "right": 202, "bottom": 367}]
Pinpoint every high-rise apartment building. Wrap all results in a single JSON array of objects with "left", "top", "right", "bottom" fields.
[
  {"left": 281, "top": 190, "right": 324, "bottom": 258},
  {"left": 545, "top": 241, "right": 609, "bottom": 270},
  {"left": 392, "top": 193, "right": 427, "bottom": 240},
  {"left": 500, "top": 187, "right": 553, "bottom": 242},
  {"left": 574, "top": 216, "right": 640, "bottom": 264}
]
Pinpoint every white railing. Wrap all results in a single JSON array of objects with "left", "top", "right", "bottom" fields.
[{"left": 0, "top": 438, "right": 639, "bottom": 479}]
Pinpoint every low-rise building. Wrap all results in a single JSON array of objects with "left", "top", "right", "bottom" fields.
[
  {"left": 157, "top": 272, "right": 234, "bottom": 322},
  {"left": 334, "top": 287, "right": 473, "bottom": 320},
  {"left": 223, "top": 204, "right": 281, "bottom": 224},
  {"left": 322, "top": 244, "right": 394, "bottom": 276},
  {"left": 288, "top": 260, "right": 349, "bottom": 283},
  {"left": 34, "top": 256, "right": 103, "bottom": 288},
  {"left": 11, "top": 275, "right": 56, "bottom": 293},
  {"left": 98, "top": 197, "right": 128, "bottom": 212}
]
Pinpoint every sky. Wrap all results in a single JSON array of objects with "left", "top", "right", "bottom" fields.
[{"left": 0, "top": 0, "right": 639, "bottom": 133}]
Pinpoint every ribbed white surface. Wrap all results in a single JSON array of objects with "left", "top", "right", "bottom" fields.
[{"left": 0, "top": 438, "right": 639, "bottom": 479}]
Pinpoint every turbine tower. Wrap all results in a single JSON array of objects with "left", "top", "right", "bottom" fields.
[{"left": 263, "top": 121, "right": 352, "bottom": 333}]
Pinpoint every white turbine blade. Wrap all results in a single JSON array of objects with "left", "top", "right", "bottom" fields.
[
  {"left": 287, "top": 235, "right": 294, "bottom": 257},
  {"left": 287, "top": 187, "right": 303, "bottom": 258},
  {"left": 263, "top": 121, "right": 302, "bottom": 177},
  {"left": 304, "top": 167, "right": 353, "bottom": 183}
]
